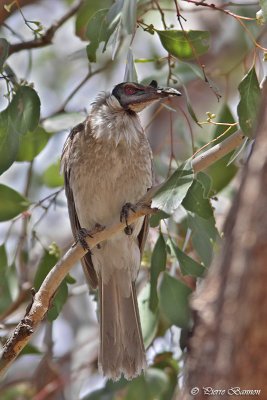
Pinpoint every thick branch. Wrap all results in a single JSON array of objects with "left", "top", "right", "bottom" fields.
[
  {"left": 8, "top": 0, "right": 83, "bottom": 56},
  {"left": 0, "top": 130, "right": 245, "bottom": 377}
]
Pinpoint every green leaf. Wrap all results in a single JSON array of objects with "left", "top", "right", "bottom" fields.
[
  {"left": 42, "top": 159, "right": 64, "bottom": 188},
  {"left": 0, "top": 184, "right": 30, "bottom": 221},
  {"left": 47, "top": 281, "right": 68, "bottom": 322},
  {"left": 19, "top": 343, "right": 41, "bottom": 356},
  {"left": 149, "top": 234, "right": 167, "bottom": 312},
  {"left": 138, "top": 284, "right": 159, "bottom": 348},
  {"left": 34, "top": 251, "right": 68, "bottom": 321},
  {"left": 159, "top": 272, "right": 192, "bottom": 328},
  {"left": 237, "top": 67, "right": 261, "bottom": 138},
  {"left": 9, "top": 86, "right": 41, "bottom": 134},
  {"left": 182, "top": 179, "right": 213, "bottom": 219},
  {"left": 124, "top": 47, "right": 138, "bottom": 82},
  {"left": 187, "top": 213, "right": 219, "bottom": 267},
  {"left": 126, "top": 368, "right": 169, "bottom": 400},
  {"left": 206, "top": 104, "right": 238, "bottom": 192},
  {"left": 121, "top": 0, "right": 137, "bottom": 35},
  {"left": 168, "top": 238, "right": 205, "bottom": 278},
  {"left": 81, "top": 377, "right": 128, "bottom": 399},
  {"left": 16, "top": 126, "right": 50, "bottom": 162},
  {"left": 196, "top": 171, "right": 212, "bottom": 198},
  {"left": 75, "top": 0, "right": 113, "bottom": 39},
  {"left": 86, "top": 8, "right": 118, "bottom": 62},
  {"left": 0, "top": 245, "right": 13, "bottom": 314},
  {"left": 152, "top": 161, "right": 194, "bottom": 214},
  {"left": 182, "top": 84, "right": 201, "bottom": 126},
  {"left": 150, "top": 210, "right": 170, "bottom": 228},
  {"left": 0, "top": 108, "right": 18, "bottom": 175},
  {"left": 156, "top": 30, "right": 210, "bottom": 60},
  {"left": 227, "top": 137, "right": 249, "bottom": 166},
  {"left": 0, "top": 38, "right": 10, "bottom": 70},
  {"left": 0, "top": 86, "right": 41, "bottom": 174}
]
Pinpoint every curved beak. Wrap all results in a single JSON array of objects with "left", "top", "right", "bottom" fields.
[{"left": 148, "top": 80, "right": 181, "bottom": 98}]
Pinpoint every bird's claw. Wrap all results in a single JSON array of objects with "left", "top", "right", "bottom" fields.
[
  {"left": 120, "top": 202, "right": 136, "bottom": 236},
  {"left": 76, "top": 224, "right": 105, "bottom": 252},
  {"left": 77, "top": 228, "right": 93, "bottom": 252}
]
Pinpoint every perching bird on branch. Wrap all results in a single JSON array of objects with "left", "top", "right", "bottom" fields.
[{"left": 61, "top": 80, "right": 181, "bottom": 380}]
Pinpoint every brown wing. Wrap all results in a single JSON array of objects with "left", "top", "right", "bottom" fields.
[
  {"left": 137, "top": 158, "right": 154, "bottom": 257},
  {"left": 62, "top": 123, "right": 98, "bottom": 289}
]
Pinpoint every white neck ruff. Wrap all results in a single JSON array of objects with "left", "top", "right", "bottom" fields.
[{"left": 90, "top": 93, "right": 143, "bottom": 147}]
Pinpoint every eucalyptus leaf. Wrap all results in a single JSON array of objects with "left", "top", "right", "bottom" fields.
[
  {"left": 126, "top": 368, "right": 169, "bottom": 400},
  {"left": 168, "top": 238, "right": 205, "bottom": 277},
  {"left": 138, "top": 284, "right": 159, "bottom": 348},
  {"left": 0, "top": 86, "right": 40, "bottom": 174},
  {"left": 124, "top": 47, "right": 138, "bottom": 82},
  {"left": 206, "top": 104, "right": 238, "bottom": 192},
  {"left": 227, "top": 137, "right": 249, "bottom": 166},
  {"left": 34, "top": 250, "right": 69, "bottom": 321},
  {"left": 149, "top": 233, "right": 167, "bottom": 311},
  {"left": 182, "top": 179, "right": 213, "bottom": 219},
  {"left": 159, "top": 272, "right": 192, "bottom": 328},
  {"left": 150, "top": 210, "right": 170, "bottom": 228},
  {"left": 187, "top": 212, "right": 219, "bottom": 267},
  {"left": 121, "top": 0, "right": 137, "bottom": 34},
  {"left": 42, "top": 160, "right": 64, "bottom": 188},
  {"left": 9, "top": 86, "right": 40, "bottom": 134},
  {"left": 75, "top": 0, "right": 113, "bottom": 39},
  {"left": 237, "top": 67, "right": 261, "bottom": 138},
  {"left": 86, "top": 8, "right": 118, "bottom": 62},
  {"left": 0, "top": 184, "right": 30, "bottom": 221},
  {"left": 157, "top": 30, "right": 210, "bottom": 60},
  {"left": 152, "top": 161, "right": 194, "bottom": 214},
  {"left": 16, "top": 126, "right": 50, "bottom": 162}
]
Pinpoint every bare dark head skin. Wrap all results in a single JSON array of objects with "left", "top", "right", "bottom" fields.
[{"left": 112, "top": 80, "right": 181, "bottom": 112}]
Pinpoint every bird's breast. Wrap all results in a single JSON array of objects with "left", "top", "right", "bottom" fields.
[{"left": 69, "top": 134, "right": 152, "bottom": 229}]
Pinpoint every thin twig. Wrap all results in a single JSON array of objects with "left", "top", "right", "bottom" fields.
[
  {"left": 47, "top": 64, "right": 110, "bottom": 118},
  {"left": 8, "top": 0, "right": 83, "bottom": 55}
]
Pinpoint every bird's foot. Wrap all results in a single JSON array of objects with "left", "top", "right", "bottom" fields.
[
  {"left": 77, "top": 228, "right": 93, "bottom": 252},
  {"left": 120, "top": 202, "right": 137, "bottom": 236},
  {"left": 76, "top": 224, "right": 105, "bottom": 252}
]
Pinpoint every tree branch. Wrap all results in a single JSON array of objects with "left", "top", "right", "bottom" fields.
[
  {"left": 0, "top": 130, "right": 245, "bottom": 377},
  {"left": 8, "top": 0, "right": 83, "bottom": 56}
]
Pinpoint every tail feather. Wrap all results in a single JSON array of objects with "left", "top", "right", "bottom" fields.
[{"left": 98, "top": 272, "right": 146, "bottom": 380}]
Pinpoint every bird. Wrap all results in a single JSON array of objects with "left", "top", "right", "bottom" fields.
[{"left": 61, "top": 80, "right": 181, "bottom": 381}]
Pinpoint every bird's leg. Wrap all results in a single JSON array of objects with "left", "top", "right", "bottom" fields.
[
  {"left": 76, "top": 224, "right": 105, "bottom": 252},
  {"left": 120, "top": 202, "right": 137, "bottom": 235}
]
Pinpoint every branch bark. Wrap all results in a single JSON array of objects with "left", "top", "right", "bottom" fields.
[
  {"left": 8, "top": 0, "right": 83, "bottom": 55},
  {"left": 0, "top": 0, "right": 38, "bottom": 24},
  {"left": 182, "top": 83, "right": 267, "bottom": 399},
  {"left": 0, "top": 130, "right": 245, "bottom": 377}
]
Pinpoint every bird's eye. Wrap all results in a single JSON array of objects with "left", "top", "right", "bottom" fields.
[{"left": 124, "top": 86, "right": 137, "bottom": 95}]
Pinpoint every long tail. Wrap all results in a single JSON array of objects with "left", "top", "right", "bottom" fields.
[{"left": 98, "top": 271, "right": 147, "bottom": 381}]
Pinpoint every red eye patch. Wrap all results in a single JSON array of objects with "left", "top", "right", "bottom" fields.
[{"left": 124, "top": 86, "right": 137, "bottom": 95}]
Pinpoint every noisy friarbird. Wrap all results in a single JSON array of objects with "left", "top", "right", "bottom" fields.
[{"left": 61, "top": 81, "right": 181, "bottom": 380}]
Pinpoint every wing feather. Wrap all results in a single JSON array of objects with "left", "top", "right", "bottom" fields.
[{"left": 61, "top": 123, "right": 98, "bottom": 289}]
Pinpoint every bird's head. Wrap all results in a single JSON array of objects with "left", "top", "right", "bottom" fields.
[{"left": 112, "top": 80, "right": 181, "bottom": 113}]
